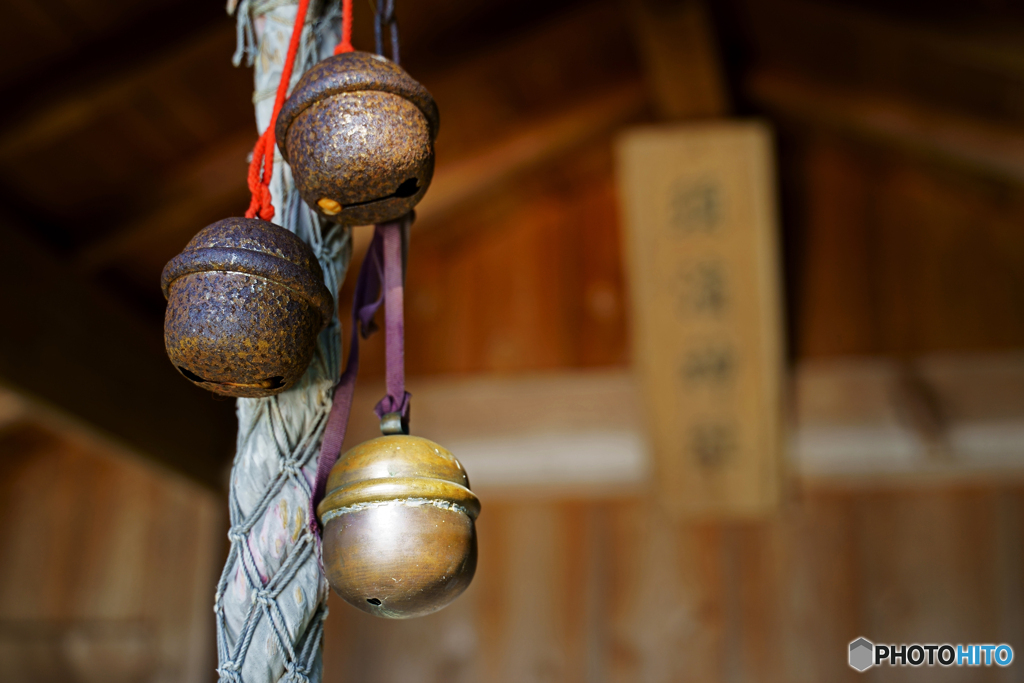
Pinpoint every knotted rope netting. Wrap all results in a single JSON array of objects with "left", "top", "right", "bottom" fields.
[{"left": 216, "top": 2, "right": 347, "bottom": 681}]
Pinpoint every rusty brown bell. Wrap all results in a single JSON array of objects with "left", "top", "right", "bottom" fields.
[
  {"left": 275, "top": 51, "right": 439, "bottom": 226},
  {"left": 161, "top": 217, "right": 334, "bottom": 398},
  {"left": 316, "top": 435, "right": 480, "bottom": 619}
]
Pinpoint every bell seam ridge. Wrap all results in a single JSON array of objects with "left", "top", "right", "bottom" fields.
[
  {"left": 163, "top": 265, "right": 334, "bottom": 327},
  {"left": 320, "top": 497, "right": 471, "bottom": 523}
]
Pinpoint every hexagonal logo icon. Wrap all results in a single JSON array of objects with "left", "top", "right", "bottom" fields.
[{"left": 849, "top": 638, "right": 874, "bottom": 671}]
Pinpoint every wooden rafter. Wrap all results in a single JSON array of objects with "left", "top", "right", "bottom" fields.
[
  {"left": 625, "top": 0, "right": 729, "bottom": 120},
  {"left": 77, "top": 132, "right": 253, "bottom": 272},
  {"left": 748, "top": 69, "right": 1024, "bottom": 184},
  {"left": 0, "top": 23, "right": 238, "bottom": 162}
]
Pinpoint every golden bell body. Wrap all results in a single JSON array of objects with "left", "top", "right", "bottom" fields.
[
  {"left": 275, "top": 51, "right": 439, "bottom": 226},
  {"left": 160, "top": 218, "right": 334, "bottom": 398},
  {"left": 317, "top": 435, "right": 479, "bottom": 618}
]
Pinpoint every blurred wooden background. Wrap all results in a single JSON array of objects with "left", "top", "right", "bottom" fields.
[
  {"left": 3, "top": 0, "right": 1024, "bottom": 681},
  {"left": 0, "top": 391, "right": 221, "bottom": 682}
]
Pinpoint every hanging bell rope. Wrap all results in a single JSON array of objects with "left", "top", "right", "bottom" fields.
[
  {"left": 216, "top": 1, "right": 352, "bottom": 681},
  {"left": 243, "top": 0, "right": 309, "bottom": 220},
  {"left": 245, "top": 0, "right": 355, "bottom": 220},
  {"left": 335, "top": 0, "right": 354, "bottom": 55}
]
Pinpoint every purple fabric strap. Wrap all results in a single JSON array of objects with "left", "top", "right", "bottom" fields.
[
  {"left": 309, "top": 217, "right": 409, "bottom": 533},
  {"left": 375, "top": 217, "right": 411, "bottom": 422}
]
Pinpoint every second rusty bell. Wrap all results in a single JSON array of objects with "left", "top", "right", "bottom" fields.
[
  {"left": 161, "top": 217, "right": 334, "bottom": 398},
  {"left": 276, "top": 50, "right": 439, "bottom": 226}
]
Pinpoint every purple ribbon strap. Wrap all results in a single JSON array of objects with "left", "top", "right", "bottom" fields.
[
  {"left": 309, "top": 216, "right": 410, "bottom": 533},
  {"left": 375, "top": 216, "right": 411, "bottom": 426}
]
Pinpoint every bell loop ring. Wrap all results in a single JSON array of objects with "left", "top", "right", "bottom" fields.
[{"left": 379, "top": 410, "right": 408, "bottom": 435}]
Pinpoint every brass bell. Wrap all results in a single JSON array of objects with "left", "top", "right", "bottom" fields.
[
  {"left": 275, "top": 51, "right": 439, "bottom": 226},
  {"left": 316, "top": 434, "right": 480, "bottom": 618},
  {"left": 161, "top": 217, "right": 334, "bottom": 398}
]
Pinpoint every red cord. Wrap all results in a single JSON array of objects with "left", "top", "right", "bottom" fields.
[
  {"left": 334, "top": 0, "right": 354, "bottom": 55},
  {"left": 245, "top": 0, "right": 312, "bottom": 221}
]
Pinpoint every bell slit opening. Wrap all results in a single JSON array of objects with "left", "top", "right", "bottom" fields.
[{"left": 178, "top": 367, "right": 209, "bottom": 383}]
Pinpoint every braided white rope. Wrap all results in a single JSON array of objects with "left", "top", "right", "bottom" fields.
[{"left": 216, "top": 3, "right": 346, "bottom": 681}]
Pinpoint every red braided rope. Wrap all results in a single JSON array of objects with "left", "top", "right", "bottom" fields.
[
  {"left": 245, "top": 0, "right": 312, "bottom": 221},
  {"left": 334, "top": 0, "right": 354, "bottom": 55}
]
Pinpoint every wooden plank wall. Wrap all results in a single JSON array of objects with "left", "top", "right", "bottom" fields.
[
  {"left": 347, "top": 139, "right": 631, "bottom": 379},
  {"left": 320, "top": 38, "right": 1024, "bottom": 675},
  {"left": 0, "top": 418, "right": 223, "bottom": 683},
  {"left": 3, "top": 409, "right": 1020, "bottom": 683},
  {"left": 322, "top": 124, "right": 1024, "bottom": 683},
  {"left": 321, "top": 488, "right": 1024, "bottom": 683},
  {"left": 793, "top": 135, "right": 1024, "bottom": 358},
  {"left": 737, "top": 0, "right": 1024, "bottom": 359}
]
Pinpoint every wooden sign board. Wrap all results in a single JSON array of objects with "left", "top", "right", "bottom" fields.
[{"left": 616, "top": 122, "right": 784, "bottom": 517}]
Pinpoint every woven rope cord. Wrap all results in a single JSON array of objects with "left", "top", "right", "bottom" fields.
[{"left": 218, "top": 2, "right": 349, "bottom": 681}]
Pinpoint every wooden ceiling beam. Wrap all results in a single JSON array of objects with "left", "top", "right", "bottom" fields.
[
  {"left": 416, "top": 82, "right": 646, "bottom": 232},
  {"left": 0, "top": 0, "right": 225, "bottom": 109},
  {"left": 81, "top": 80, "right": 647, "bottom": 273},
  {"left": 625, "top": 0, "right": 729, "bottom": 120},
  {"left": 0, "top": 22, "right": 237, "bottom": 162},
  {"left": 738, "top": 0, "right": 1024, "bottom": 127},
  {"left": 0, "top": 216, "right": 235, "bottom": 488},
  {"left": 748, "top": 69, "right": 1024, "bottom": 184},
  {"left": 77, "top": 132, "right": 254, "bottom": 273},
  {"left": 68, "top": 0, "right": 646, "bottom": 316},
  {"left": 341, "top": 81, "right": 647, "bottom": 257}
]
